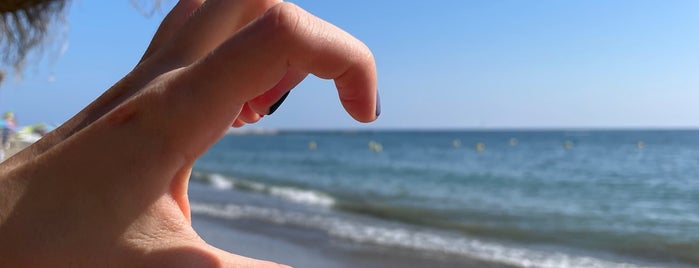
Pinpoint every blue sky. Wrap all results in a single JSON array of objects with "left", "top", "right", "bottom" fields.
[{"left": 1, "top": 0, "right": 699, "bottom": 129}]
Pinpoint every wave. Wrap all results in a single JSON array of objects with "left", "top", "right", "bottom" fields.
[
  {"left": 207, "top": 173, "right": 234, "bottom": 190},
  {"left": 191, "top": 171, "right": 335, "bottom": 208},
  {"left": 190, "top": 201, "right": 652, "bottom": 268}
]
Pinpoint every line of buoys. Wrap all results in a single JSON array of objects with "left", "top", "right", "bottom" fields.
[
  {"left": 305, "top": 140, "right": 384, "bottom": 153},
  {"left": 304, "top": 138, "right": 647, "bottom": 154},
  {"left": 441, "top": 138, "right": 650, "bottom": 152}
]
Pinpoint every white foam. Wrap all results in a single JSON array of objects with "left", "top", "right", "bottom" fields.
[
  {"left": 199, "top": 173, "right": 335, "bottom": 208},
  {"left": 190, "top": 202, "right": 653, "bottom": 268},
  {"left": 208, "top": 174, "right": 234, "bottom": 190},
  {"left": 243, "top": 181, "right": 266, "bottom": 192},
  {"left": 267, "top": 186, "right": 336, "bottom": 207}
]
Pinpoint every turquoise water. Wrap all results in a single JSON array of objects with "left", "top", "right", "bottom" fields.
[{"left": 192, "top": 130, "right": 699, "bottom": 267}]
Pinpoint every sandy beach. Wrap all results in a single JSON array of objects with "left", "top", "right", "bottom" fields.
[{"left": 0, "top": 140, "right": 31, "bottom": 162}]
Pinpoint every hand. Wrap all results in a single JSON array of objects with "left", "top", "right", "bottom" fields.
[{"left": 0, "top": 0, "right": 377, "bottom": 267}]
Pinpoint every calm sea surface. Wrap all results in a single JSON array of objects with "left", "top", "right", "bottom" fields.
[{"left": 191, "top": 130, "right": 699, "bottom": 267}]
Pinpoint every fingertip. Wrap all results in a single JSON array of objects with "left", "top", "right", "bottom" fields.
[
  {"left": 375, "top": 90, "right": 381, "bottom": 119},
  {"left": 239, "top": 103, "right": 262, "bottom": 124},
  {"left": 248, "top": 70, "right": 306, "bottom": 115},
  {"left": 331, "top": 44, "right": 377, "bottom": 123},
  {"left": 336, "top": 72, "right": 378, "bottom": 123},
  {"left": 268, "top": 91, "right": 290, "bottom": 115},
  {"left": 232, "top": 119, "right": 245, "bottom": 128},
  {"left": 340, "top": 94, "right": 379, "bottom": 123}
]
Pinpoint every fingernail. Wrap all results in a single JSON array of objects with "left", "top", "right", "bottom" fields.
[
  {"left": 375, "top": 90, "right": 381, "bottom": 118},
  {"left": 268, "top": 91, "right": 290, "bottom": 115}
]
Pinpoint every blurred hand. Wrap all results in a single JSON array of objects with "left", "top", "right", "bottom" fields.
[{"left": 0, "top": 0, "right": 377, "bottom": 267}]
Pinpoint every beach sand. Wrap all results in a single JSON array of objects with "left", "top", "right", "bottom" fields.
[
  {"left": 194, "top": 213, "right": 513, "bottom": 268},
  {"left": 0, "top": 140, "right": 31, "bottom": 162}
]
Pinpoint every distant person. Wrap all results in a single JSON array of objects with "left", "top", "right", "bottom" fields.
[
  {"left": 0, "top": 0, "right": 378, "bottom": 267},
  {"left": 1, "top": 111, "right": 16, "bottom": 150}
]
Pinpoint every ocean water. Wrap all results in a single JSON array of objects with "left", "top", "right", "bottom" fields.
[{"left": 191, "top": 130, "right": 699, "bottom": 267}]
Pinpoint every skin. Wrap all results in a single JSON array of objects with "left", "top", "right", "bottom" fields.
[{"left": 0, "top": 0, "right": 378, "bottom": 267}]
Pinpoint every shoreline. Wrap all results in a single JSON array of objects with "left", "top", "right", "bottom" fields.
[
  {"left": 193, "top": 213, "right": 514, "bottom": 268},
  {"left": 188, "top": 180, "right": 514, "bottom": 268},
  {"left": 187, "top": 175, "right": 682, "bottom": 268}
]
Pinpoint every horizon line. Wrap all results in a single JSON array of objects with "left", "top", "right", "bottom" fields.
[{"left": 228, "top": 126, "right": 699, "bottom": 133}]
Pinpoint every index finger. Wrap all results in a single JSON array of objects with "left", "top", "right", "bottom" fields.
[
  {"left": 188, "top": 2, "right": 378, "bottom": 119},
  {"left": 156, "top": 3, "right": 378, "bottom": 156}
]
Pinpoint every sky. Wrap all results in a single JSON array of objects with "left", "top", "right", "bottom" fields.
[{"left": 1, "top": 0, "right": 699, "bottom": 130}]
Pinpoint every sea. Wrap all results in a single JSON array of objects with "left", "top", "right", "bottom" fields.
[{"left": 189, "top": 130, "right": 699, "bottom": 268}]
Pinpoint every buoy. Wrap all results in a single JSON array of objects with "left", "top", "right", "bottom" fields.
[
  {"left": 564, "top": 141, "right": 574, "bottom": 150},
  {"left": 509, "top": 138, "right": 518, "bottom": 146},
  {"left": 308, "top": 141, "right": 318, "bottom": 151},
  {"left": 452, "top": 139, "right": 462, "bottom": 148},
  {"left": 475, "top": 142, "right": 485, "bottom": 153},
  {"left": 637, "top": 141, "right": 645, "bottom": 150},
  {"left": 369, "top": 141, "right": 383, "bottom": 153}
]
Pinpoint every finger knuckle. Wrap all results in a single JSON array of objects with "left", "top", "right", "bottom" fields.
[
  {"left": 180, "top": 0, "right": 206, "bottom": 12},
  {"left": 264, "top": 2, "right": 305, "bottom": 40},
  {"left": 253, "top": 0, "right": 283, "bottom": 13}
]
